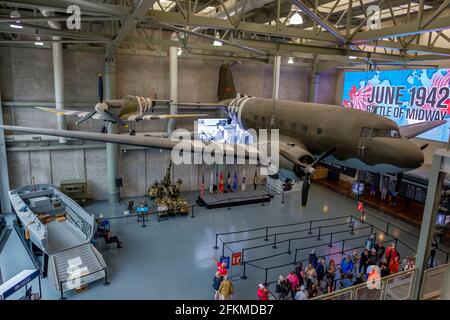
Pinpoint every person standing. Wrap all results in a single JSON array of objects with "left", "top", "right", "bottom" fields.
[
  {"left": 326, "top": 259, "right": 336, "bottom": 293},
  {"left": 340, "top": 253, "right": 354, "bottom": 277},
  {"left": 374, "top": 241, "right": 385, "bottom": 264},
  {"left": 286, "top": 271, "right": 299, "bottom": 300},
  {"left": 316, "top": 258, "right": 326, "bottom": 284},
  {"left": 305, "top": 264, "right": 317, "bottom": 290},
  {"left": 429, "top": 238, "right": 438, "bottom": 268},
  {"left": 389, "top": 256, "right": 400, "bottom": 274},
  {"left": 212, "top": 257, "right": 228, "bottom": 276},
  {"left": 365, "top": 234, "right": 375, "bottom": 251},
  {"left": 294, "top": 262, "right": 304, "bottom": 287},
  {"left": 309, "top": 249, "right": 318, "bottom": 269},
  {"left": 359, "top": 249, "right": 370, "bottom": 274},
  {"left": 295, "top": 285, "right": 308, "bottom": 300},
  {"left": 218, "top": 275, "right": 233, "bottom": 300},
  {"left": 275, "top": 275, "right": 289, "bottom": 300},
  {"left": 212, "top": 272, "right": 223, "bottom": 300},
  {"left": 257, "top": 284, "right": 269, "bottom": 300}
]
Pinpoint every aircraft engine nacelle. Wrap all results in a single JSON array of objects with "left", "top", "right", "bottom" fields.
[
  {"left": 95, "top": 102, "right": 109, "bottom": 113},
  {"left": 279, "top": 145, "right": 314, "bottom": 179}
]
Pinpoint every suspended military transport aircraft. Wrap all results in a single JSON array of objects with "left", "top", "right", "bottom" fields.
[{"left": 2, "top": 64, "right": 446, "bottom": 206}]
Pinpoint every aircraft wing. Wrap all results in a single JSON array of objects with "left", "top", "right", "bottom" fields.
[
  {"left": 399, "top": 120, "right": 447, "bottom": 139},
  {"left": 36, "top": 107, "right": 103, "bottom": 120},
  {"left": 123, "top": 113, "right": 209, "bottom": 121},
  {"left": 0, "top": 125, "right": 259, "bottom": 160},
  {"left": 154, "top": 100, "right": 227, "bottom": 108}
]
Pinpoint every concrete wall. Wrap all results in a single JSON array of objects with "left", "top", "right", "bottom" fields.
[{"left": 1, "top": 46, "right": 336, "bottom": 199}]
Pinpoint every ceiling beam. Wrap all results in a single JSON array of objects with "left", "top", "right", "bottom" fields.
[
  {"left": 0, "top": 0, "right": 131, "bottom": 16},
  {"left": 361, "top": 39, "right": 450, "bottom": 56},
  {"left": 290, "top": 0, "right": 347, "bottom": 42},
  {"left": 113, "top": 0, "right": 157, "bottom": 46},
  {"left": 351, "top": 14, "right": 450, "bottom": 42},
  {"left": 146, "top": 9, "right": 337, "bottom": 42}
]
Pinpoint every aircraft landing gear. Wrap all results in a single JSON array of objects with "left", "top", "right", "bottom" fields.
[
  {"left": 129, "top": 129, "right": 136, "bottom": 136},
  {"left": 101, "top": 126, "right": 107, "bottom": 134}
]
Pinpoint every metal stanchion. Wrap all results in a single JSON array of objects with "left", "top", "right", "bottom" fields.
[
  {"left": 287, "top": 239, "right": 292, "bottom": 254},
  {"left": 264, "top": 269, "right": 268, "bottom": 286},
  {"left": 294, "top": 249, "right": 298, "bottom": 264},
  {"left": 141, "top": 213, "right": 146, "bottom": 227},
  {"left": 59, "top": 281, "right": 66, "bottom": 300},
  {"left": 272, "top": 234, "right": 278, "bottom": 249},
  {"left": 282, "top": 192, "right": 285, "bottom": 204},
  {"left": 241, "top": 262, "right": 247, "bottom": 279},
  {"left": 349, "top": 215, "right": 353, "bottom": 228},
  {"left": 264, "top": 227, "right": 269, "bottom": 241},
  {"left": 241, "top": 249, "right": 245, "bottom": 265},
  {"left": 329, "top": 233, "right": 333, "bottom": 247},
  {"left": 228, "top": 199, "right": 231, "bottom": 210},
  {"left": 351, "top": 221, "right": 355, "bottom": 235},
  {"left": 308, "top": 221, "right": 313, "bottom": 234},
  {"left": 103, "top": 268, "right": 110, "bottom": 286},
  {"left": 214, "top": 234, "right": 219, "bottom": 249},
  {"left": 370, "top": 225, "right": 374, "bottom": 234},
  {"left": 341, "top": 240, "right": 345, "bottom": 254},
  {"left": 191, "top": 206, "right": 195, "bottom": 218},
  {"left": 317, "top": 227, "right": 321, "bottom": 240},
  {"left": 262, "top": 195, "right": 266, "bottom": 206},
  {"left": 386, "top": 222, "right": 390, "bottom": 234},
  {"left": 221, "top": 242, "right": 225, "bottom": 258}
]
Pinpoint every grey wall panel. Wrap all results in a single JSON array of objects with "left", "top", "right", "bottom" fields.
[
  {"left": 29, "top": 151, "right": 52, "bottom": 185},
  {"left": 316, "top": 70, "right": 337, "bottom": 105},
  {"left": 232, "top": 62, "right": 273, "bottom": 98},
  {"left": 116, "top": 54, "right": 170, "bottom": 99},
  {"left": 279, "top": 66, "right": 310, "bottom": 102},
  {"left": 9, "top": 47, "right": 54, "bottom": 102},
  {"left": 145, "top": 148, "right": 171, "bottom": 189},
  {"left": 173, "top": 163, "right": 199, "bottom": 192},
  {"left": 0, "top": 47, "right": 14, "bottom": 102},
  {"left": 7, "top": 151, "right": 31, "bottom": 189},
  {"left": 11, "top": 106, "right": 58, "bottom": 128},
  {"left": 118, "top": 149, "right": 146, "bottom": 197},
  {"left": 85, "top": 148, "right": 108, "bottom": 200},
  {"left": 179, "top": 60, "right": 221, "bottom": 103},
  {"left": 50, "top": 149, "right": 85, "bottom": 186}
]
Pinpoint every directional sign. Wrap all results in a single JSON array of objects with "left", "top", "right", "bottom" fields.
[
  {"left": 231, "top": 252, "right": 242, "bottom": 266},
  {"left": 220, "top": 256, "right": 230, "bottom": 269}
]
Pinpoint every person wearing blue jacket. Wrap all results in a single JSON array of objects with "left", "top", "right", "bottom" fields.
[{"left": 340, "top": 253, "right": 354, "bottom": 276}]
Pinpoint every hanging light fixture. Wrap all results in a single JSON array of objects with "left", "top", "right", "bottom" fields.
[
  {"left": 34, "top": 36, "right": 44, "bottom": 46},
  {"left": 177, "top": 47, "right": 182, "bottom": 56},
  {"left": 287, "top": 57, "right": 294, "bottom": 64},
  {"left": 10, "top": 10, "right": 23, "bottom": 29},
  {"left": 289, "top": 5, "right": 303, "bottom": 25},
  {"left": 213, "top": 31, "right": 222, "bottom": 47}
]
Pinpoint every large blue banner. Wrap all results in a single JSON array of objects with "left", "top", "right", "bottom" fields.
[{"left": 342, "top": 68, "right": 450, "bottom": 142}]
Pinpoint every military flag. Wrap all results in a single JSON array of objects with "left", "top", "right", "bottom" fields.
[
  {"left": 233, "top": 171, "right": 238, "bottom": 192},
  {"left": 227, "top": 172, "right": 231, "bottom": 192},
  {"left": 242, "top": 169, "right": 246, "bottom": 191},
  {"left": 209, "top": 170, "right": 214, "bottom": 193},
  {"left": 219, "top": 172, "right": 224, "bottom": 193}
]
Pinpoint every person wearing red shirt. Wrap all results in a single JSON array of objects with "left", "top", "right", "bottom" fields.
[
  {"left": 389, "top": 256, "right": 400, "bottom": 274},
  {"left": 257, "top": 284, "right": 269, "bottom": 300},
  {"left": 213, "top": 257, "right": 228, "bottom": 276}
]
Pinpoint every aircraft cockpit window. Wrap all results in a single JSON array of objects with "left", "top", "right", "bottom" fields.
[
  {"left": 372, "top": 129, "right": 401, "bottom": 138},
  {"left": 360, "top": 128, "right": 372, "bottom": 137}
]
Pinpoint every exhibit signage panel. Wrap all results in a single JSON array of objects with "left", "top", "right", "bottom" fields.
[{"left": 342, "top": 68, "right": 450, "bottom": 142}]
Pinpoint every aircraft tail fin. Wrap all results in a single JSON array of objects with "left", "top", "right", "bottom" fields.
[{"left": 217, "top": 63, "right": 237, "bottom": 101}]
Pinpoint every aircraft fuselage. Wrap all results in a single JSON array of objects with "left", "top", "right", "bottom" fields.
[{"left": 224, "top": 97, "right": 424, "bottom": 173}]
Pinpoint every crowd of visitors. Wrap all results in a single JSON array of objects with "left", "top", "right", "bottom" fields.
[{"left": 272, "top": 236, "right": 415, "bottom": 300}]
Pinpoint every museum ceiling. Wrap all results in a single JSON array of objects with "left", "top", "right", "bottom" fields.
[{"left": 0, "top": 0, "right": 449, "bottom": 67}]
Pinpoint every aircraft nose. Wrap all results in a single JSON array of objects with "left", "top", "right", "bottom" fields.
[{"left": 402, "top": 141, "right": 424, "bottom": 169}]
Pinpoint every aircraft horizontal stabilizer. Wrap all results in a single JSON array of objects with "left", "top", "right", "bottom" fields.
[{"left": 399, "top": 120, "right": 446, "bottom": 139}]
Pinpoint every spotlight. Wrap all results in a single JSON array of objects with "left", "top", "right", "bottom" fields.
[
  {"left": 287, "top": 57, "right": 294, "bottom": 64},
  {"left": 34, "top": 36, "right": 44, "bottom": 46},
  {"left": 10, "top": 10, "right": 23, "bottom": 29},
  {"left": 213, "top": 32, "right": 222, "bottom": 47},
  {"left": 177, "top": 47, "right": 182, "bottom": 56},
  {"left": 289, "top": 11, "right": 303, "bottom": 25}
]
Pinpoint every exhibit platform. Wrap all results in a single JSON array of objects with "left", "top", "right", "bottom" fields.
[{"left": 197, "top": 188, "right": 274, "bottom": 209}]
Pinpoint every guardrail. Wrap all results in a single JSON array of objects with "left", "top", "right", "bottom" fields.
[
  {"left": 59, "top": 267, "right": 109, "bottom": 300},
  {"left": 310, "top": 268, "right": 417, "bottom": 300},
  {"left": 421, "top": 263, "right": 449, "bottom": 300}
]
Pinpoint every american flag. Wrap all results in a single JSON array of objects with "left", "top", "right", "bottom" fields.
[
  {"left": 200, "top": 172, "right": 205, "bottom": 197},
  {"left": 343, "top": 84, "right": 375, "bottom": 111}
]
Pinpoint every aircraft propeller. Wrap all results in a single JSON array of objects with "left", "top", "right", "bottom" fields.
[
  {"left": 75, "top": 74, "right": 126, "bottom": 126},
  {"left": 300, "top": 145, "right": 339, "bottom": 206}
]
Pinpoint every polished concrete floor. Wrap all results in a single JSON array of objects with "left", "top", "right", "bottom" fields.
[{"left": 0, "top": 183, "right": 447, "bottom": 300}]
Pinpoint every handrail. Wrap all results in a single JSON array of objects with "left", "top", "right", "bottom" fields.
[{"left": 309, "top": 267, "right": 417, "bottom": 300}]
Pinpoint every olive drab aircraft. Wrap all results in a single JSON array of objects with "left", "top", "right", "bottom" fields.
[
  {"left": 1, "top": 64, "right": 445, "bottom": 206},
  {"left": 36, "top": 74, "right": 210, "bottom": 133}
]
